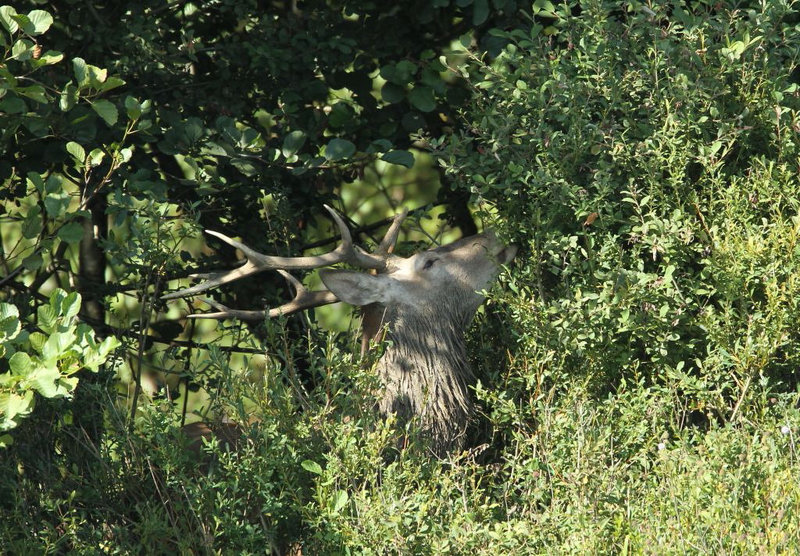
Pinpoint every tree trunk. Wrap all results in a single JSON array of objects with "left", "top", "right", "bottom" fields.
[{"left": 70, "top": 192, "right": 109, "bottom": 467}]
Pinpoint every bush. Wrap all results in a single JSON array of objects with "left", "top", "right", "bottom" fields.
[
  {"left": 444, "top": 0, "right": 800, "bottom": 410},
  {"left": 438, "top": 1, "right": 800, "bottom": 551}
]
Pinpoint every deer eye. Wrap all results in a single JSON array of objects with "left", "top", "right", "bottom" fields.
[{"left": 422, "top": 258, "right": 437, "bottom": 270}]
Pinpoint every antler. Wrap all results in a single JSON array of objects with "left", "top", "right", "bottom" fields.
[
  {"left": 377, "top": 206, "right": 408, "bottom": 255},
  {"left": 162, "top": 205, "right": 408, "bottom": 320}
]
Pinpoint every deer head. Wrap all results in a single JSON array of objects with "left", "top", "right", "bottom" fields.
[{"left": 164, "top": 206, "right": 516, "bottom": 455}]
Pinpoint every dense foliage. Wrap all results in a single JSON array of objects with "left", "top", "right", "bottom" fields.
[{"left": 2, "top": 0, "right": 800, "bottom": 553}]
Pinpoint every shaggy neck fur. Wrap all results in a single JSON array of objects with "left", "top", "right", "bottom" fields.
[{"left": 368, "top": 298, "right": 481, "bottom": 455}]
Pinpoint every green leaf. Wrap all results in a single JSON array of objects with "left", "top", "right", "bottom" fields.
[
  {"left": 408, "top": 85, "right": 436, "bottom": 112},
  {"left": 532, "top": 0, "right": 557, "bottom": 17},
  {"left": 472, "top": 0, "right": 489, "bottom": 25},
  {"left": 27, "top": 365, "right": 65, "bottom": 398},
  {"left": 28, "top": 332, "right": 46, "bottom": 354},
  {"left": 9, "top": 352, "right": 33, "bottom": 376},
  {"left": 16, "top": 85, "right": 48, "bottom": 104},
  {"left": 21, "top": 205, "right": 42, "bottom": 239},
  {"left": 327, "top": 103, "right": 354, "bottom": 129},
  {"left": 10, "top": 38, "right": 32, "bottom": 61},
  {"left": 62, "top": 292, "right": 81, "bottom": 320},
  {"left": 332, "top": 490, "right": 349, "bottom": 513},
  {"left": 99, "top": 76, "right": 125, "bottom": 92},
  {"left": 31, "top": 50, "right": 62, "bottom": 67},
  {"left": 66, "top": 141, "right": 86, "bottom": 162},
  {"left": 44, "top": 174, "right": 61, "bottom": 194},
  {"left": 21, "top": 252, "right": 42, "bottom": 271},
  {"left": 324, "top": 138, "right": 356, "bottom": 161},
  {"left": 88, "top": 148, "right": 105, "bottom": 167},
  {"left": 0, "top": 391, "right": 35, "bottom": 432},
  {"left": 91, "top": 99, "right": 118, "bottom": 126},
  {"left": 83, "top": 335, "right": 119, "bottom": 371},
  {"left": 370, "top": 138, "right": 393, "bottom": 152},
  {"left": 381, "top": 82, "right": 406, "bottom": 104},
  {"left": 72, "top": 57, "right": 88, "bottom": 87},
  {"left": 42, "top": 330, "right": 76, "bottom": 363},
  {"left": 57, "top": 222, "right": 85, "bottom": 245},
  {"left": 0, "top": 95, "right": 26, "bottom": 114},
  {"left": 44, "top": 192, "right": 70, "bottom": 217},
  {"left": 124, "top": 96, "right": 142, "bottom": 119},
  {"left": 37, "top": 304, "right": 57, "bottom": 334},
  {"left": 26, "top": 171, "right": 44, "bottom": 193},
  {"left": 87, "top": 65, "right": 108, "bottom": 88},
  {"left": 183, "top": 118, "right": 204, "bottom": 143},
  {"left": 50, "top": 289, "right": 68, "bottom": 314},
  {"left": 60, "top": 82, "right": 78, "bottom": 112},
  {"left": 98, "top": 335, "right": 120, "bottom": 357},
  {"left": 394, "top": 60, "right": 418, "bottom": 83},
  {"left": 381, "top": 150, "right": 415, "bottom": 168},
  {"left": 0, "top": 303, "right": 20, "bottom": 341},
  {"left": 26, "top": 9, "right": 52, "bottom": 35},
  {"left": 60, "top": 375, "right": 79, "bottom": 392},
  {"left": 420, "top": 67, "right": 447, "bottom": 93},
  {"left": 301, "top": 459, "right": 323, "bottom": 475},
  {"left": 0, "top": 6, "right": 19, "bottom": 34},
  {"left": 282, "top": 130, "right": 307, "bottom": 157}
]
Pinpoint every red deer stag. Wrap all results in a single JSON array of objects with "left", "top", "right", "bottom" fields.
[{"left": 163, "top": 206, "right": 516, "bottom": 455}]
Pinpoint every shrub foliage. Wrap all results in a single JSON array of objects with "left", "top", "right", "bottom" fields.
[{"left": 2, "top": 0, "right": 800, "bottom": 553}]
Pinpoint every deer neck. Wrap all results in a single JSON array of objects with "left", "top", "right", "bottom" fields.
[{"left": 362, "top": 302, "right": 478, "bottom": 453}]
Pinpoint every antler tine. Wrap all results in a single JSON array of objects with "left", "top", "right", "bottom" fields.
[
  {"left": 377, "top": 207, "right": 409, "bottom": 255},
  {"left": 186, "top": 271, "right": 339, "bottom": 321},
  {"left": 323, "top": 204, "right": 389, "bottom": 269},
  {"left": 162, "top": 204, "right": 388, "bottom": 301},
  {"left": 161, "top": 259, "right": 263, "bottom": 300}
]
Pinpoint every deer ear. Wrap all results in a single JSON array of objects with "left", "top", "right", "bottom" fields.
[{"left": 319, "top": 269, "right": 394, "bottom": 306}]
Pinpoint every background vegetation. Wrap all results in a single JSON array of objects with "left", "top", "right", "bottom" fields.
[{"left": 2, "top": 0, "right": 799, "bottom": 553}]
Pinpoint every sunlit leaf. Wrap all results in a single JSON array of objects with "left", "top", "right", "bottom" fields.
[
  {"left": 26, "top": 9, "right": 52, "bottom": 35},
  {"left": 72, "top": 57, "right": 88, "bottom": 87},
  {"left": 10, "top": 38, "right": 32, "bottom": 61},
  {"left": 99, "top": 76, "right": 125, "bottom": 92},
  {"left": 60, "top": 82, "right": 78, "bottom": 112},
  {"left": 66, "top": 141, "right": 86, "bottom": 162},
  {"left": 332, "top": 490, "right": 349, "bottom": 513},
  {"left": 301, "top": 460, "right": 322, "bottom": 474},
  {"left": 91, "top": 99, "right": 118, "bottom": 126},
  {"left": 26, "top": 365, "right": 65, "bottom": 398},
  {"left": 0, "top": 5, "right": 19, "bottom": 34},
  {"left": 0, "top": 303, "right": 20, "bottom": 341},
  {"left": 9, "top": 352, "right": 33, "bottom": 376},
  {"left": 0, "top": 391, "right": 35, "bottom": 432}
]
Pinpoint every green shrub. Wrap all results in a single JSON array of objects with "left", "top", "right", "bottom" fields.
[
  {"left": 443, "top": 0, "right": 800, "bottom": 413},
  {"left": 0, "top": 289, "right": 119, "bottom": 445}
]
